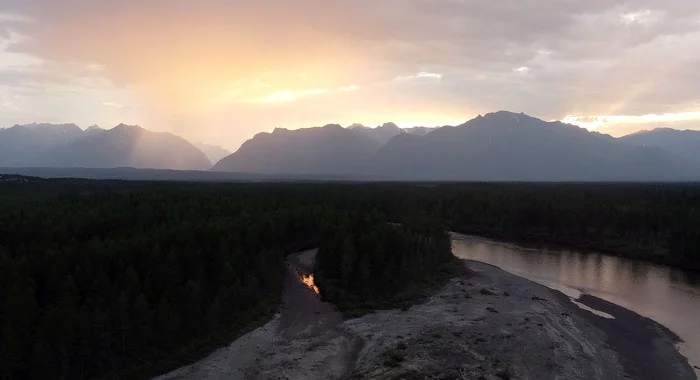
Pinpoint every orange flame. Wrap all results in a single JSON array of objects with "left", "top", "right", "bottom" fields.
[{"left": 301, "top": 274, "right": 320, "bottom": 294}]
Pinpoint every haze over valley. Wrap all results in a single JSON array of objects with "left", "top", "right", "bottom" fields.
[{"left": 0, "top": 122, "right": 211, "bottom": 170}]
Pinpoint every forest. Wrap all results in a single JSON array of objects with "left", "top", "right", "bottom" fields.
[
  {"left": 315, "top": 213, "right": 461, "bottom": 314},
  {"left": 0, "top": 178, "right": 699, "bottom": 379}
]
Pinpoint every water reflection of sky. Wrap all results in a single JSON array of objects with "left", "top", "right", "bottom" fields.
[{"left": 451, "top": 235, "right": 700, "bottom": 372}]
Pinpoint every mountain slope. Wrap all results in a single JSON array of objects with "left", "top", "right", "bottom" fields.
[
  {"left": 350, "top": 122, "right": 404, "bottom": 145},
  {"left": 32, "top": 124, "right": 211, "bottom": 170},
  {"left": 196, "top": 143, "right": 232, "bottom": 164},
  {"left": 0, "top": 123, "right": 84, "bottom": 166},
  {"left": 350, "top": 123, "right": 437, "bottom": 144},
  {"left": 620, "top": 128, "right": 700, "bottom": 164},
  {"left": 213, "top": 111, "right": 698, "bottom": 181},
  {"left": 404, "top": 126, "right": 436, "bottom": 136},
  {"left": 212, "top": 124, "right": 382, "bottom": 174},
  {"left": 371, "top": 111, "right": 693, "bottom": 181}
]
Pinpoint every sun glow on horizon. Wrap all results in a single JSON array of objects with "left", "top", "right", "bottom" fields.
[
  {"left": 3, "top": 1, "right": 700, "bottom": 149},
  {"left": 562, "top": 112, "right": 700, "bottom": 135}
]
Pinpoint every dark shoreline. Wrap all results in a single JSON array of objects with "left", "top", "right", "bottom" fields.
[
  {"left": 155, "top": 256, "right": 697, "bottom": 380},
  {"left": 466, "top": 260, "right": 697, "bottom": 380},
  {"left": 554, "top": 291, "right": 695, "bottom": 380},
  {"left": 451, "top": 227, "right": 700, "bottom": 273}
]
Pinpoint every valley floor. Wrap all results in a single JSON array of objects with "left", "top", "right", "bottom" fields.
[{"left": 154, "top": 252, "right": 696, "bottom": 380}]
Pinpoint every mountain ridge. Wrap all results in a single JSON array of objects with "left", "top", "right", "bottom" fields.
[
  {"left": 349, "top": 122, "right": 437, "bottom": 144},
  {"left": 3, "top": 113, "right": 699, "bottom": 179},
  {"left": 213, "top": 111, "right": 700, "bottom": 181},
  {"left": 0, "top": 123, "right": 211, "bottom": 170},
  {"left": 619, "top": 127, "right": 700, "bottom": 164},
  {"left": 211, "top": 124, "right": 382, "bottom": 174}
]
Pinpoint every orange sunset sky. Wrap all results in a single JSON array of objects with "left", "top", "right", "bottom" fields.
[{"left": 1, "top": 1, "right": 700, "bottom": 150}]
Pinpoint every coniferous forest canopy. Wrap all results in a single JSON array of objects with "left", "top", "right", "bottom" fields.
[
  {"left": 1, "top": 178, "right": 700, "bottom": 379},
  {"left": 315, "top": 213, "right": 461, "bottom": 314}
]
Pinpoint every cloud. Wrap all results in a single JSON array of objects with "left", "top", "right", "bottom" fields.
[
  {"left": 101, "top": 102, "right": 125, "bottom": 108},
  {"left": 565, "top": 111, "right": 700, "bottom": 136},
  {"left": 255, "top": 89, "right": 329, "bottom": 103},
  {"left": 0, "top": 12, "right": 30, "bottom": 23},
  {"left": 216, "top": 83, "right": 362, "bottom": 104},
  {"left": 0, "top": 28, "right": 140, "bottom": 129},
  {"left": 338, "top": 85, "right": 359, "bottom": 92},
  {"left": 621, "top": 10, "right": 658, "bottom": 25},
  {"left": 1, "top": 0, "right": 700, "bottom": 148},
  {"left": 394, "top": 72, "right": 444, "bottom": 81}
]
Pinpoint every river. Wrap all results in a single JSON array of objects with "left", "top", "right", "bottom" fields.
[{"left": 451, "top": 234, "right": 700, "bottom": 373}]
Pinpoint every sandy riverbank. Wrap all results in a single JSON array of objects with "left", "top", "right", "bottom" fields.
[{"left": 155, "top": 251, "right": 696, "bottom": 380}]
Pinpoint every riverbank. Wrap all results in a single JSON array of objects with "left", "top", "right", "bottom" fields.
[
  {"left": 154, "top": 253, "right": 695, "bottom": 380},
  {"left": 450, "top": 225, "right": 700, "bottom": 273}
]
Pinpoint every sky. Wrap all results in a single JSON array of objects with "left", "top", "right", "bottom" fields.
[{"left": 1, "top": 1, "right": 700, "bottom": 150}]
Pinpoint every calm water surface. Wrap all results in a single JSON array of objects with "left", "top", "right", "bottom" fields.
[{"left": 451, "top": 234, "right": 700, "bottom": 371}]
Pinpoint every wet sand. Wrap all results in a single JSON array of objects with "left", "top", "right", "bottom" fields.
[
  {"left": 572, "top": 294, "right": 693, "bottom": 380},
  {"left": 155, "top": 253, "right": 696, "bottom": 380}
]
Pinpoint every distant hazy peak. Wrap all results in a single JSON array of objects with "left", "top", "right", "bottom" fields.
[
  {"left": 486, "top": 110, "right": 525, "bottom": 116},
  {"left": 113, "top": 123, "right": 142, "bottom": 130},
  {"left": 405, "top": 126, "right": 438, "bottom": 136},
  {"left": 624, "top": 127, "right": 695, "bottom": 137},
  {"left": 348, "top": 123, "right": 401, "bottom": 130},
  {"left": 479, "top": 110, "right": 532, "bottom": 122},
  {"left": 9, "top": 122, "right": 81, "bottom": 131},
  {"left": 195, "top": 142, "right": 232, "bottom": 164},
  {"left": 268, "top": 124, "right": 347, "bottom": 135},
  {"left": 380, "top": 122, "right": 400, "bottom": 130},
  {"left": 86, "top": 125, "right": 103, "bottom": 131},
  {"left": 110, "top": 124, "right": 146, "bottom": 135}
]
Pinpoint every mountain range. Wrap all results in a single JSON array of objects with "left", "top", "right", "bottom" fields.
[
  {"left": 619, "top": 128, "right": 700, "bottom": 165},
  {"left": 2, "top": 112, "right": 699, "bottom": 181},
  {"left": 210, "top": 122, "right": 442, "bottom": 174},
  {"left": 349, "top": 122, "right": 436, "bottom": 145},
  {"left": 0, "top": 123, "right": 84, "bottom": 167},
  {"left": 213, "top": 111, "right": 700, "bottom": 181},
  {"left": 212, "top": 124, "right": 382, "bottom": 174},
  {"left": 0, "top": 123, "right": 212, "bottom": 170}
]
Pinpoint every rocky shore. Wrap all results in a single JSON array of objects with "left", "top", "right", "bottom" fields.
[{"left": 155, "top": 253, "right": 696, "bottom": 380}]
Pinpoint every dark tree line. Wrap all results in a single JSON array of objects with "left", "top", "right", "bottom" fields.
[
  {"left": 0, "top": 182, "right": 329, "bottom": 379},
  {"left": 314, "top": 213, "right": 458, "bottom": 312},
  {"left": 394, "top": 183, "right": 700, "bottom": 266},
  {"left": 0, "top": 179, "right": 699, "bottom": 379}
]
